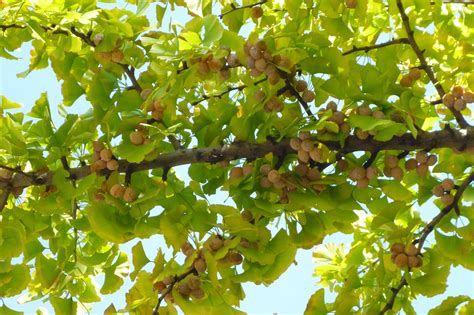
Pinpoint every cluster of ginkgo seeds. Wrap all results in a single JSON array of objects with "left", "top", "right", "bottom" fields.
[
  {"left": 353, "top": 105, "right": 386, "bottom": 140},
  {"left": 294, "top": 163, "right": 326, "bottom": 193},
  {"left": 442, "top": 86, "right": 473, "bottom": 112},
  {"left": 229, "top": 163, "right": 253, "bottom": 179},
  {"left": 259, "top": 164, "right": 299, "bottom": 203},
  {"left": 432, "top": 178, "right": 456, "bottom": 206},
  {"left": 93, "top": 34, "right": 124, "bottom": 64},
  {"left": 390, "top": 243, "right": 422, "bottom": 268},
  {"left": 90, "top": 141, "right": 119, "bottom": 172},
  {"left": 404, "top": 151, "right": 437, "bottom": 177},
  {"left": 290, "top": 132, "right": 326, "bottom": 163},
  {"left": 194, "top": 54, "right": 231, "bottom": 81},
  {"left": 400, "top": 68, "right": 422, "bottom": 87},
  {"left": 318, "top": 102, "right": 350, "bottom": 135},
  {"left": 348, "top": 166, "right": 378, "bottom": 188},
  {"left": 147, "top": 99, "right": 167, "bottom": 121}
]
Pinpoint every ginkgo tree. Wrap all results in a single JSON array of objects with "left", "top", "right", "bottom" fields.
[{"left": 0, "top": 0, "right": 473, "bottom": 314}]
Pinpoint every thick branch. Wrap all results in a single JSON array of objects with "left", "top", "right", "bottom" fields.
[
  {"left": 1, "top": 128, "right": 472, "bottom": 190},
  {"left": 396, "top": 0, "right": 469, "bottom": 128},
  {"left": 0, "top": 187, "right": 11, "bottom": 212},
  {"left": 219, "top": 0, "right": 268, "bottom": 19},
  {"left": 342, "top": 38, "right": 410, "bottom": 56},
  {"left": 380, "top": 171, "right": 474, "bottom": 314}
]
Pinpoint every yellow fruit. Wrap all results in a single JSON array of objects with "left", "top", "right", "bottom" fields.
[
  {"left": 349, "top": 167, "right": 366, "bottom": 181},
  {"left": 405, "top": 244, "right": 418, "bottom": 256},
  {"left": 295, "top": 80, "right": 308, "bottom": 92},
  {"left": 408, "top": 68, "right": 422, "bottom": 81},
  {"left": 106, "top": 159, "right": 119, "bottom": 171},
  {"left": 452, "top": 85, "right": 464, "bottom": 98},
  {"left": 432, "top": 185, "right": 445, "bottom": 197},
  {"left": 405, "top": 158, "right": 418, "bottom": 171},
  {"left": 267, "top": 170, "right": 281, "bottom": 183},
  {"left": 153, "top": 281, "right": 166, "bottom": 293},
  {"left": 345, "top": 0, "right": 357, "bottom": 8},
  {"left": 191, "top": 288, "right": 205, "bottom": 299},
  {"left": 301, "top": 90, "right": 315, "bottom": 102},
  {"left": 297, "top": 150, "right": 310, "bottom": 163},
  {"left": 181, "top": 242, "right": 195, "bottom": 257},
  {"left": 300, "top": 139, "right": 314, "bottom": 152},
  {"left": 385, "top": 155, "right": 399, "bottom": 168},
  {"left": 441, "top": 178, "right": 455, "bottom": 191},
  {"left": 251, "top": 6, "right": 263, "bottom": 19},
  {"left": 394, "top": 253, "right": 408, "bottom": 267},
  {"left": 289, "top": 138, "right": 302, "bottom": 151},
  {"left": 416, "top": 163, "right": 429, "bottom": 177},
  {"left": 390, "top": 243, "right": 405, "bottom": 254},
  {"left": 209, "top": 236, "right": 224, "bottom": 251},
  {"left": 194, "top": 258, "right": 207, "bottom": 273},
  {"left": 110, "top": 184, "right": 125, "bottom": 198},
  {"left": 400, "top": 75, "right": 413, "bottom": 87},
  {"left": 123, "top": 187, "right": 137, "bottom": 202},
  {"left": 229, "top": 167, "right": 244, "bottom": 179},
  {"left": 241, "top": 209, "right": 253, "bottom": 222},
  {"left": 178, "top": 283, "right": 191, "bottom": 296},
  {"left": 100, "top": 149, "right": 113, "bottom": 162},
  {"left": 93, "top": 141, "right": 105, "bottom": 152},
  {"left": 130, "top": 130, "right": 146, "bottom": 145},
  {"left": 242, "top": 164, "right": 253, "bottom": 176},
  {"left": 442, "top": 93, "right": 455, "bottom": 107}
]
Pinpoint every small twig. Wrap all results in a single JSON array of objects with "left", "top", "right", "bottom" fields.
[
  {"left": 191, "top": 78, "right": 266, "bottom": 106},
  {"left": 396, "top": 0, "right": 469, "bottom": 128},
  {"left": 417, "top": 171, "right": 474, "bottom": 250},
  {"left": 152, "top": 268, "right": 196, "bottom": 315},
  {"left": 342, "top": 38, "right": 410, "bottom": 56},
  {"left": 430, "top": 99, "right": 443, "bottom": 105},
  {"left": 380, "top": 276, "right": 408, "bottom": 314},
  {"left": 0, "top": 165, "right": 33, "bottom": 178},
  {"left": 219, "top": 0, "right": 268, "bottom": 19},
  {"left": 282, "top": 76, "right": 316, "bottom": 120},
  {"left": 380, "top": 171, "right": 474, "bottom": 314},
  {"left": 70, "top": 26, "right": 95, "bottom": 46},
  {"left": 363, "top": 150, "right": 379, "bottom": 168}
]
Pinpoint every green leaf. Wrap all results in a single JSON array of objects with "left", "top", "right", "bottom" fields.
[
  {"left": 202, "top": 15, "right": 223, "bottom": 47},
  {"left": 35, "top": 254, "right": 61, "bottom": 289},
  {"left": 409, "top": 264, "right": 450, "bottom": 297},
  {"left": 131, "top": 241, "right": 149, "bottom": 280},
  {"left": 428, "top": 296, "right": 470, "bottom": 315},
  {"left": 304, "top": 289, "right": 328, "bottom": 315},
  {"left": 381, "top": 181, "right": 413, "bottom": 201}
]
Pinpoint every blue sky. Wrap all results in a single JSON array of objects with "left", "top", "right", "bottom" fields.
[{"left": 0, "top": 2, "right": 473, "bottom": 314}]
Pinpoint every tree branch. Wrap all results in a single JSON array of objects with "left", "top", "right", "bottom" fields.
[
  {"left": 380, "top": 171, "right": 474, "bottom": 314},
  {"left": 191, "top": 78, "right": 266, "bottom": 106},
  {"left": 219, "top": 0, "right": 268, "bottom": 19},
  {"left": 0, "top": 186, "right": 11, "bottom": 212},
  {"left": 1, "top": 128, "right": 472, "bottom": 190},
  {"left": 282, "top": 76, "right": 316, "bottom": 120},
  {"left": 342, "top": 38, "right": 410, "bottom": 56},
  {"left": 152, "top": 267, "right": 196, "bottom": 315},
  {"left": 396, "top": 0, "right": 469, "bottom": 128}
]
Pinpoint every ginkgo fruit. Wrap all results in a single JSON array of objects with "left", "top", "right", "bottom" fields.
[
  {"left": 251, "top": 6, "right": 263, "bottom": 20},
  {"left": 194, "top": 258, "right": 207, "bottom": 273},
  {"left": 123, "top": 187, "right": 137, "bottom": 202},
  {"left": 130, "top": 130, "right": 146, "bottom": 145},
  {"left": 110, "top": 184, "right": 125, "bottom": 198}
]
